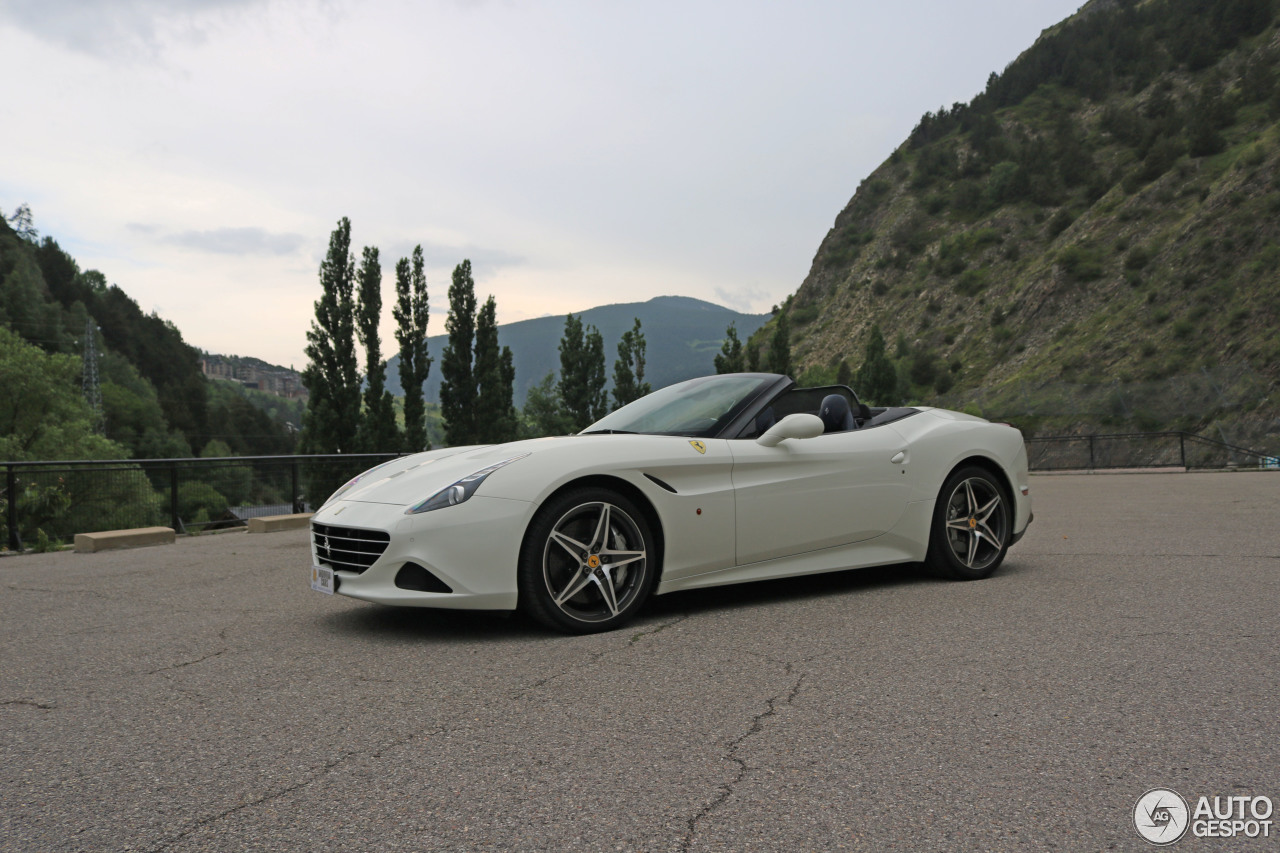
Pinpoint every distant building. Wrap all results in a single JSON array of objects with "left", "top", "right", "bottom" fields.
[{"left": 200, "top": 355, "right": 308, "bottom": 400}]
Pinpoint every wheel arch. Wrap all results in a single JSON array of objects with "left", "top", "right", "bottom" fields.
[
  {"left": 521, "top": 474, "right": 667, "bottom": 584},
  {"left": 947, "top": 454, "right": 1015, "bottom": 504}
]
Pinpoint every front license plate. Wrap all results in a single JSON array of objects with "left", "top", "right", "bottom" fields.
[{"left": 310, "top": 564, "right": 334, "bottom": 595}]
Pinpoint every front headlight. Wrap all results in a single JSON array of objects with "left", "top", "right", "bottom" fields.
[{"left": 405, "top": 454, "right": 529, "bottom": 515}]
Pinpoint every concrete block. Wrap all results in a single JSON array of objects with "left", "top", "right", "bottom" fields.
[
  {"left": 247, "top": 513, "right": 313, "bottom": 534},
  {"left": 75, "top": 527, "right": 176, "bottom": 553}
]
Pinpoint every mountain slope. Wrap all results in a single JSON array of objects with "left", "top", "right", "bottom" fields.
[
  {"left": 0, "top": 216, "right": 297, "bottom": 458},
  {"left": 759, "top": 0, "right": 1280, "bottom": 449},
  {"left": 387, "top": 296, "right": 768, "bottom": 404}
]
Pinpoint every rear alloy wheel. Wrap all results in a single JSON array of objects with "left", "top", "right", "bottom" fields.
[
  {"left": 926, "top": 466, "right": 1011, "bottom": 580},
  {"left": 518, "top": 488, "right": 657, "bottom": 633}
]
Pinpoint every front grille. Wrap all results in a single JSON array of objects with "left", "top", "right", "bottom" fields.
[{"left": 312, "top": 522, "right": 390, "bottom": 574}]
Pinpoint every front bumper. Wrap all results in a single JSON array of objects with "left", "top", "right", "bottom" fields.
[
  {"left": 1010, "top": 511, "right": 1034, "bottom": 545},
  {"left": 310, "top": 495, "right": 533, "bottom": 610}
]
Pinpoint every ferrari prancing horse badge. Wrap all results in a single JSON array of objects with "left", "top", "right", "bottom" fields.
[{"left": 689, "top": 440, "right": 706, "bottom": 454}]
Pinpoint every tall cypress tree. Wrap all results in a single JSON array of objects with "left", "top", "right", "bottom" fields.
[
  {"left": 394, "top": 246, "right": 431, "bottom": 451},
  {"left": 612, "top": 317, "right": 650, "bottom": 408},
  {"left": 474, "top": 295, "right": 518, "bottom": 443},
  {"left": 855, "top": 323, "right": 899, "bottom": 406},
  {"left": 301, "top": 217, "right": 361, "bottom": 503},
  {"left": 770, "top": 311, "right": 792, "bottom": 378},
  {"left": 714, "top": 322, "right": 745, "bottom": 374},
  {"left": 498, "top": 346, "right": 517, "bottom": 437},
  {"left": 556, "top": 313, "right": 585, "bottom": 428},
  {"left": 439, "top": 260, "right": 478, "bottom": 446},
  {"left": 557, "top": 314, "right": 608, "bottom": 431},
  {"left": 355, "top": 246, "right": 399, "bottom": 451},
  {"left": 584, "top": 326, "right": 607, "bottom": 424},
  {"left": 301, "top": 217, "right": 360, "bottom": 455}
]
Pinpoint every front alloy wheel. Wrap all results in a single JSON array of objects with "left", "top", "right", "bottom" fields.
[
  {"left": 926, "top": 466, "right": 1011, "bottom": 580},
  {"left": 519, "top": 488, "right": 657, "bottom": 633}
]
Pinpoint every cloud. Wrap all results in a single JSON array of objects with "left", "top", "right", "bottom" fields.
[
  {"left": 131, "top": 223, "right": 306, "bottom": 256},
  {"left": 0, "top": 0, "right": 263, "bottom": 59},
  {"left": 713, "top": 284, "right": 773, "bottom": 314}
]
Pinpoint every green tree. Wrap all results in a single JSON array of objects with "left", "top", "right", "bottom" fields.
[
  {"left": 474, "top": 295, "right": 519, "bottom": 444},
  {"left": 393, "top": 246, "right": 431, "bottom": 452},
  {"left": 301, "top": 218, "right": 361, "bottom": 455},
  {"left": 746, "top": 341, "right": 760, "bottom": 372},
  {"left": 612, "top": 318, "right": 650, "bottom": 408},
  {"left": 355, "top": 246, "right": 399, "bottom": 452},
  {"left": 557, "top": 314, "right": 607, "bottom": 431},
  {"left": 770, "top": 311, "right": 792, "bottom": 377},
  {"left": 0, "top": 326, "right": 125, "bottom": 461},
  {"left": 520, "top": 372, "right": 574, "bottom": 438},
  {"left": 300, "top": 218, "right": 361, "bottom": 505},
  {"left": 100, "top": 351, "right": 191, "bottom": 459},
  {"left": 855, "top": 324, "right": 899, "bottom": 406},
  {"left": 439, "top": 260, "right": 478, "bottom": 446},
  {"left": 714, "top": 322, "right": 745, "bottom": 374},
  {"left": 199, "top": 439, "right": 252, "bottom": 505}
]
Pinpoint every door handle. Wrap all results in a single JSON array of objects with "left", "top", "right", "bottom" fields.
[{"left": 890, "top": 451, "right": 906, "bottom": 464}]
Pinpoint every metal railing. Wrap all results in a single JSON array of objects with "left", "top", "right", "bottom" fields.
[
  {"left": 1026, "top": 431, "right": 1279, "bottom": 472},
  {"left": 3, "top": 453, "right": 403, "bottom": 552},
  {"left": 3, "top": 434, "right": 1277, "bottom": 551}
]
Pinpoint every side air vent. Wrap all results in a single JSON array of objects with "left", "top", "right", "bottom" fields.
[
  {"left": 394, "top": 562, "right": 453, "bottom": 593},
  {"left": 644, "top": 473, "right": 678, "bottom": 493}
]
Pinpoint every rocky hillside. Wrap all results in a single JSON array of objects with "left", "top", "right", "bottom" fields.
[{"left": 760, "top": 0, "right": 1280, "bottom": 448}]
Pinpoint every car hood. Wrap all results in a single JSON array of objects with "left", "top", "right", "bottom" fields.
[{"left": 337, "top": 437, "right": 572, "bottom": 507}]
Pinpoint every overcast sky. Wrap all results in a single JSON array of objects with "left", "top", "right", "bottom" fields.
[{"left": 2, "top": 0, "right": 1084, "bottom": 369}]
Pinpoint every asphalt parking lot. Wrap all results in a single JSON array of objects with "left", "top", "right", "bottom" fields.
[{"left": 2, "top": 471, "right": 1278, "bottom": 852}]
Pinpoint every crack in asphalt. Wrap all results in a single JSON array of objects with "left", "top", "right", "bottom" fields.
[
  {"left": 4, "top": 583, "right": 119, "bottom": 599},
  {"left": 1, "top": 698, "right": 56, "bottom": 710},
  {"left": 513, "top": 614, "right": 690, "bottom": 699},
  {"left": 512, "top": 647, "right": 612, "bottom": 699},
  {"left": 147, "top": 725, "right": 450, "bottom": 852},
  {"left": 147, "top": 624, "right": 234, "bottom": 675},
  {"left": 677, "top": 664, "right": 806, "bottom": 853},
  {"left": 629, "top": 613, "right": 689, "bottom": 646},
  {"left": 1036, "top": 552, "right": 1280, "bottom": 559}
]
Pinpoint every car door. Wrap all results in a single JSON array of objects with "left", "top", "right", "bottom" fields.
[{"left": 728, "top": 425, "right": 912, "bottom": 565}]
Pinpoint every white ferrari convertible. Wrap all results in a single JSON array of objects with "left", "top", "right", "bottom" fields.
[{"left": 309, "top": 373, "right": 1032, "bottom": 633}]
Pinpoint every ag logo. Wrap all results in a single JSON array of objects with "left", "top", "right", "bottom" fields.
[
  {"left": 689, "top": 440, "right": 706, "bottom": 454},
  {"left": 1135, "top": 788, "right": 1190, "bottom": 845}
]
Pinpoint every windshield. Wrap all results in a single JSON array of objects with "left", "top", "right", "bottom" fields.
[{"left": 583, "top": 374, "right": 777, "bottom": 437}]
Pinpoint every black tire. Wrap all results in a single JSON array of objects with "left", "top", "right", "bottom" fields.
[
  {"left": 518, "top": 487, "right": 658, "bottom": 634},
  {"left": 925, "top": 466, "right": 1012, "bottom": 580}
]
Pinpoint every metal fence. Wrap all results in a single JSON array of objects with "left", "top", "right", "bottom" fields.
[
  {"left": 1026, "top": 431, "right": 1279, "bottom": 472},
  {"left": 2, "top": 453, "right": 402, "bottom": 552},
  {"left": 4, "top": 435, "right": 1277, "bottom": 552}
]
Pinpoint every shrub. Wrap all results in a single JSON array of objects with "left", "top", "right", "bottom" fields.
[
  {"left": 1125, "top": 246, "right": 1151, "bottom": 270},
  {"left": 955, "top": 268, "right": 989, "bottom": 296},
  {"left": 32, "top": 528, "right": 62, "bottom": 553},
  {"left": 909, "top": 349, "right": 940, "bottom": 386},
  {"left": 1058, "top": 245, "right": 1104, "bottom": 281},
  {"left": 178, "top": 482, "right": 229, "bottom": 524},
  {"left": 1047, "top": 209, "right": 1074, "bottom": 238}
]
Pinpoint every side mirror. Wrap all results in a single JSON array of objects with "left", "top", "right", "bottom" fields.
[{"left": 756, "top": 413, "right": 824, "bottom": 447}]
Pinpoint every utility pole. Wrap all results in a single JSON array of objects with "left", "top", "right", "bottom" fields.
[{"left": 82, "top": 320, "right": 104, "bottom": 434}]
